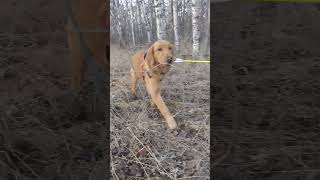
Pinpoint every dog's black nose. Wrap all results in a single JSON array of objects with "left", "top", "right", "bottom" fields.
[{"left": 167, "top": 57, "right": 173, "bottom": 64}]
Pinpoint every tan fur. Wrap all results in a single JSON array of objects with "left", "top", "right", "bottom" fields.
[
  {"left": 131, "top": 40, "right": 177, "bottom": 129},
  {"left": 65, "top": 0, "right": 109, "bottom": 92}
]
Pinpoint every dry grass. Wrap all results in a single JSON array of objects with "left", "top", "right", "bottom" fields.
[
  {"left": 110, "top": 45, "right": 210, "bottom": 179},
  {"left": 212, "top": 3, "right": 320, "bottom": 179},
  {"left": 0, "top": 1, "right": 108, "bottom": 179}
]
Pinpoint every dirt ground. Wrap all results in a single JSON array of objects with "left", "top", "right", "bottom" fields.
[
  {"left": 0, "top": 1, "right": 107, "bottom": 179},
  {"left": 110, "top": 45, "right": 210, "bottom": 179},
  {"left": 212, "top": 2, "right": 320, "bottom": 179}
]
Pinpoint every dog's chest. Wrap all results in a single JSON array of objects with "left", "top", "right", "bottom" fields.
[
  {"left": 158, "top": 66, "right": 170, "bottom": 74},
  {"left": 157, "top": 66, "right": 171, "bottom": 82}
]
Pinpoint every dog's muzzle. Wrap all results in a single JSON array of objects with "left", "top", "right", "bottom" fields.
[{"left": 166, "top": 57, "right": 173, "bottom": 64}]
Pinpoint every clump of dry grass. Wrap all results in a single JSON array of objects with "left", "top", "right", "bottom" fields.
[{"left": 110, "top": 45, "right": 210, "bottom": 179}]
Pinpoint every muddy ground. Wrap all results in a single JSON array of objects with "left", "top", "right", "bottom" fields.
[
  {"left": 0, "top": 1, "right": 107, "bottom": 179},
  {"left": 212, "top": 2, "right": 320, "bottom": 180}
]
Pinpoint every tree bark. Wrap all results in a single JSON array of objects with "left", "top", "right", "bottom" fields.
[
  {"left": 154, "top": 0, "right": 166, "bottom": 40},
  {"left": 129, "top": 0, "right": 136, "bottom": 46},
  {"left": 141, "top": 0, "right": 152, "bottom": 43},
  {"left": 192, "top": 0, "right": 201, "bottom": 56},
  {"left": 172, "top": 0, "right": 180, "bottom": 53},
  {"left": 167, "top": 0, "right": 173, "bottom": 41},
  {"left": 114, "top": 0, "right": 125, "bottom": 47},
  {"left": 202, "top": 0, "right": 210, "bottom": 55}
]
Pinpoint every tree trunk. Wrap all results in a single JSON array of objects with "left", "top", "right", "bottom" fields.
[
  {"left": 141, "top": 0, "right": 152, "bottom": 43},
  {"left": 129, "top": 0, "right": 136, "bottom": 46},
  {"left": 172, "top": 0, "right": 180, "bottom": 54},
  {"left": 154, "top": 0, "right": 166, "bottom": 40},
  {"left": 192, "top": 0, "right": 201, "bottom": 56},
  {"left": 202, "top": 0, "right": 210, "bottom": 55},
  {"left": 136, "top": 0, "right": 143, "bottom": 43},
  {"left": 167, "top": 0, "right": 173, "bottom": 41},
  {"left": 114, "top": 0, "right": 125, "bottom": 47}
]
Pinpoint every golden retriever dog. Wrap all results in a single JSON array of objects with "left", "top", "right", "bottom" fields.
[
  {"left": 131, "top": 40, "right": 177, "bottom": 129},
  {"left": 65, "top": 0, "right": 109, "bottom": 92}
]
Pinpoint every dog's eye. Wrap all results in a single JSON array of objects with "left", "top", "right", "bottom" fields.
[
  {"left": 157, "top": 48, "right": 162, "bottom": 51},
  {"left": 169, "top": 47, "right": 172, "bottom": 50}
]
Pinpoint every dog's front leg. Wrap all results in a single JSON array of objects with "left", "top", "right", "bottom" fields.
[
  {"left": 145, "top": 76, "right": 177, "bottom": 129},
  {"left": 66, "top": 25, "right": 87, "bottom": 93}
]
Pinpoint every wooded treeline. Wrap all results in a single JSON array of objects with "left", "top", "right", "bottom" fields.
[{"left": 110, "top": 0, "right": 210, "bottom": 56}]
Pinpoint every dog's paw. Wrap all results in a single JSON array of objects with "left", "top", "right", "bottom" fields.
[{"left": 167, "top": 118, "right": 177, "bottom": 129}]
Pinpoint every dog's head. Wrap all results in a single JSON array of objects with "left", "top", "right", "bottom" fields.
[{"left": 145, "top": 40, "right": 175, "bottom": 69}]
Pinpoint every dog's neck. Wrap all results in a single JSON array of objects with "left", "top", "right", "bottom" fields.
[{"left": 142, "top": 52, "right": 170, "bottom": 77}]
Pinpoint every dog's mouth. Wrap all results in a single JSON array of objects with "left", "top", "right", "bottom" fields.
[
  {"left": 158, "top": 58, "right": 174, "bottom": 66},
  {"left": 160, "top": 63, "right": 171, "bottom": 68},
  {"left": 157, "top": 61, "right": 170, "bottom": 66}
]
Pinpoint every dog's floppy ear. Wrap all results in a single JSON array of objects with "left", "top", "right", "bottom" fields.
[{"left": 144, "top": 45, "right": 155, "bottom": 77}]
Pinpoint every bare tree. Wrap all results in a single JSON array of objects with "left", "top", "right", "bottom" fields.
[
  {"left": 154, "top": 0, "right": 166, "bottom": 40},
  {"left": 113, "top": 0, "right": 125, "bottom": 47},
  {"left": 202, "top": 0, "right": 210, "bottom": 55},
  {"left": 140, "top": 0, "right": 152, "bottom": 43},
  {"left": 192, "top": 0, "right": 201, "bottom": 56},
  {"left": 129, "top": 0, "right": 136, "bottom": 46},
  {"left": 167, "top": 0, "right": 173, "bottom": 40},
  {"left": 172, "top": 0, "right": 180, "bottom": 53},
  {"left": 136, "top": 0, "right": 143, "bottom": 41}
]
